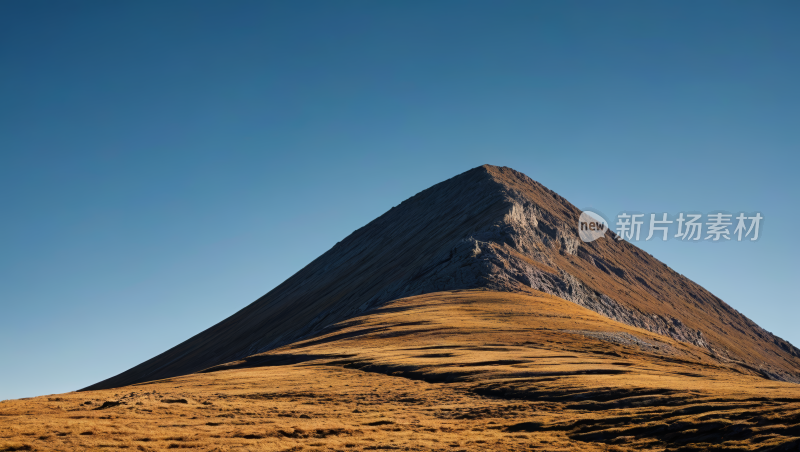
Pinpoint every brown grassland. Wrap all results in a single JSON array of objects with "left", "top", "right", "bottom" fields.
[{"left": 2, "top": 290, "right": 799, "bottom": 451}]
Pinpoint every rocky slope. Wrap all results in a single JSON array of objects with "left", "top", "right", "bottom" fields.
[{"left": 85, "top": 165, "right": 800, "bottom": 390}]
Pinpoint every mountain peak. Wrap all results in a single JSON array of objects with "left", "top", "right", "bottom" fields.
[{"left": 85, "top": 165, "right": 800, "bottom": 390}]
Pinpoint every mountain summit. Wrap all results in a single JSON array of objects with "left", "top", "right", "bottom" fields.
[{"left": 85, "top": 165, "right": 800, "bottom": 390}]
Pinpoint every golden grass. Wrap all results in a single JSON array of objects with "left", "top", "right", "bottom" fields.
[{"left": 3, "top": 290, "right": 799, "bottom": 451}]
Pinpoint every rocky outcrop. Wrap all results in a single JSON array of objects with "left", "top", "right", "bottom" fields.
[{"left": 338, "top": 200, "right": 713, "bottom": 355}]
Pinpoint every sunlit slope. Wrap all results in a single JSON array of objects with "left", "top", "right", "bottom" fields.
[
  {"left": 209, "top": 290, "right": 791, "bottom": 398},
  {"left": 478, "top": 165, "right": 800, "bottom": 382},
  {"left": 6, "top": 290, "right": 799, "bottom": 451}
]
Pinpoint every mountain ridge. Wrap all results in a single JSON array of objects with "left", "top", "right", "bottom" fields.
[{"left": 84, "top": 164, "right": 800, "bottom": 391}]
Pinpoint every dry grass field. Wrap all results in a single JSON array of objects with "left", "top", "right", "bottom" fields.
[{"left": 3, "top": 290, "right": 800, "bottom": 451}]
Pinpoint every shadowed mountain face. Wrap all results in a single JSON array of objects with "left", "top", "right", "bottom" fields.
[{"left": 85, "top": 165, "right": 800, "bottom": 390}]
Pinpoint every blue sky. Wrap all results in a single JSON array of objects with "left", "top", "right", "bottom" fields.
[{"left": 1, "top": 1, "right": 798, "bottom": 400}]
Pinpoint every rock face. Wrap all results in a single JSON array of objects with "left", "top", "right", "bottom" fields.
[{"left": 85, "top": 165, "right": 800, "bottom": 390}]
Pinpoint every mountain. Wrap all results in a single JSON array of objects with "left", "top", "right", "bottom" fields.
[{"left": 84, "top": 164, "right": 800, "bottom": 391}]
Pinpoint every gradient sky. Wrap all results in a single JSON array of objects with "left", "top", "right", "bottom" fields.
[{"left": 1, "top": 1, "right": 798, "bottom": 401}]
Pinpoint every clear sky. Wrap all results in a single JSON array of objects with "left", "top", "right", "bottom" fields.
[{"left": 1, "top": 1, "right": 798, "bottom": 401}]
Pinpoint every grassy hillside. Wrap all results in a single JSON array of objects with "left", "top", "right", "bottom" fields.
[{"left": 4, "top": 290, "right": 799, "bottom": 451}]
